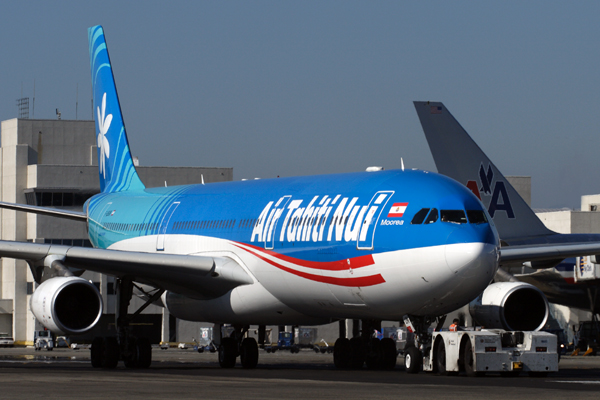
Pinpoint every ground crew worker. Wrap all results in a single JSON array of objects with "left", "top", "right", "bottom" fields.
[{"left": 449, "top": 318, "right": 460, "bottom": 332}]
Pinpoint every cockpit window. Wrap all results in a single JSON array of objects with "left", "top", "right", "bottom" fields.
[
  {"left": 467, "top": 210, "right": 488, "bottom": 224},
  {"left": 424, "top": 208, "right": 439, "bottom": 224},
  {"left": 411, "top": 208, "right": 430, "bottom": 225},
  {"left": 440, "top": 210, "right": 467, "bottom": 224}
]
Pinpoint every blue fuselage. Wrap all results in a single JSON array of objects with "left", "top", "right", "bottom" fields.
[{"left": 87, "top": 169, "right": 497, "bottom": 260}]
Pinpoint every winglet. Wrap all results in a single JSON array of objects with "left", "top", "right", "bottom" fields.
[
  {"left": 88, "top": 26, "right": 145, "bottom": 193},
  {"left": 414, "top": 101, "right": 553, "bottom": 241}
]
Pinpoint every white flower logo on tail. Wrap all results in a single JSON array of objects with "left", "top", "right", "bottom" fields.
[{"left": 97, "top": 93, "right": 112, "bottom": 178}]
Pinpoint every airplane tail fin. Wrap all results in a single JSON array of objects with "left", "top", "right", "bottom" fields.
[
  {"left": 413, "top": 101, "right": 553, "bottom": 241},
  {"left": 88, "top": 26, "right": 145, "bottom": 193}
]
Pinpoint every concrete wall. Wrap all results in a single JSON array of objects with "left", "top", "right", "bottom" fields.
[
  {"left": 581, "top": 194, "right": 600, "bottom": 212},
  {"left": 536, "top": 210, "right": 574, "bottom": 234},
  {"left": 3, "top": 119, "right": 96, "bottom": 166},
  {"left": 138, "top": 167, "right": 232, "bottom": 188},
  {"left": 506, "top": 176, "right": 531, "bottom": 206},
  {"left": 536, "top": 210, "right": 600, "bottom": 234}
]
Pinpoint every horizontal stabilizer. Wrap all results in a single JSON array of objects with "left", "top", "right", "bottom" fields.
[{"left": 0, "top": 201, "right": 87, "bottom": 221}]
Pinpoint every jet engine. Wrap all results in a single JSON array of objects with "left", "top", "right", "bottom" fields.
[
  {"left": 469, "top": 281, "right": 548, "bottom": 331},
  {"left": 30, "top": 276, "right": 103, "bottom": 335}
]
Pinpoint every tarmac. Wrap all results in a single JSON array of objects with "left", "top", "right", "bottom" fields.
[{"left": 0, "top": 347, "right": 599, "bottom": 399}]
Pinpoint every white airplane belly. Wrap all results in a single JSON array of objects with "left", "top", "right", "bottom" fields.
[{"left": 108, "top": 235, "right": 496, "bottom": 321}]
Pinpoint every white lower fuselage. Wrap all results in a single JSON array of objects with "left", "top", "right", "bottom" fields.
[{"left": 109, "top": 234, "right": 498, "bottom": 325}]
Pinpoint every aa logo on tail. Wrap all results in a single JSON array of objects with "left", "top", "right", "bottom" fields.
[{"left": 466, "top": 164, "right": 515, "bottom": 219}]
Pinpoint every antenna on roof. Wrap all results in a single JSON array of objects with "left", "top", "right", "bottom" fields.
[
  {"left": 401, "top": 158, "right": 405, "bottom": 171},
  {"left": 201, "top": 174, "right": 205, "bottom": 185}
]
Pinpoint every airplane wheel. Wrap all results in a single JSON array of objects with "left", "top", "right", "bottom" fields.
[
  {"left": 124, "top": 338, "right": 138, "bottom": 369},
  {"left": 333, "top": 338, "right": 351, "bottom": 369},
  {"left": 91, "top": 337, "right": 104, "bottom": 368},
  {"left": 102, "top": 337, "right": 120, "bottom": 369},
  {"left": 219, "top": 337, "right": 237, "bottom": 368},
  {"left": 365, "top": 338, "right": 382, "bottom": 370},
  {"left": 380, "top": 338, "right": 397, "bottom": 370},
  {"left": 349, "top": 337, "right": 366, "bottom": 369},
  {"left": 240, "top": 338, "right": 258, "bottom": 369},
  {"left": 436, "top": 340, "right": 447, "bottom": 375},
  {"left": 404, "top": 346, "right": 422, "bottom": 374},
  {"left": 129, "top": 338, "right": 152, "bottom": 369}
]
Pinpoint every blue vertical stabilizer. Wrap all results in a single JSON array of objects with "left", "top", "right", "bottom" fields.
[{"left": 88, "top": 25, "right": 145, "bottom": 193}]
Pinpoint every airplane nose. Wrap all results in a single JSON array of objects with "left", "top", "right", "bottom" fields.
[{"left": 445, "top": 228, "right": 498, "bottom": 280}]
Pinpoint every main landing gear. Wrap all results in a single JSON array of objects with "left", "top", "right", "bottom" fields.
[
  {"left": 218, "top": 325, "right": 259, "bottom": 369},
  {"left": 333, "top": 320, "right": 397, "bottom": 370},
  {"left": 91, "top": 278, "right": 164, "bottom": 369}
]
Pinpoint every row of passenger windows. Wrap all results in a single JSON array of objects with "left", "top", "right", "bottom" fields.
[
  {"left": 102, "top": 209, "right": 486, "bottom": 234},
  {"left": 173, "top": 219, "right": 259, "bottom": 231},
  {"left": 410, "top": 208, "right": 487, "bottom": 225},
  {"left": 103, "top": 219, "right": 260, "bottom": 233},
  {"left": 104, "top": 222, "right": 160, "bottom": 232},
  {"left": 171, "top": 212, "right": 368, "bottom": 233}
]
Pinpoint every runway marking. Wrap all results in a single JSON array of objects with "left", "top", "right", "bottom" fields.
[{"left": 551, "top": 380, "right": 600, "bottom": 385}]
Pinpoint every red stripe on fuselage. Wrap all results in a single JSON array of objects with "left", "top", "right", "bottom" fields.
[
  {"left": 238, "top": 242, "right": 374, "bottom": 271},
  {"left": 234, "top": 244, "right": 385, "bottom": 287}
]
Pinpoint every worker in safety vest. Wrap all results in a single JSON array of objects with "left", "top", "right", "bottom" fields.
[{"left": 449, "top": 318, "right": 460, "bottom": 332}]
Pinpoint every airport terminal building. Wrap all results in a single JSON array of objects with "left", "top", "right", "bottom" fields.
[{"left": 0, "top": 118, "right": 232, "bottom": 345}]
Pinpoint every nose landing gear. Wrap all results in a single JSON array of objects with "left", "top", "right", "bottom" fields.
[{"left": 402, "top": 314, "right": 446, "bottom": 374}]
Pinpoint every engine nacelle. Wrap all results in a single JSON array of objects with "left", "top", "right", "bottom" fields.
[
  {"left": 30, "top": 276, "right": 103, "bottom": 335},
  {"left": 469, "top": 281, "right": 548, "bottom": 331}
]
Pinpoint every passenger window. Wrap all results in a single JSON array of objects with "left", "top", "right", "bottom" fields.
[
  {"left": 424, "top": 208, "right": 439, "bottom": 224},
  {"left": 467, "top": 210, "right": 488, "bottom": 224},
  {"left": 441, "top": 210, "right": 467, "bottom": 224},
  {"left": 411, "top": 208, "right": 430, "bottom": 225}
]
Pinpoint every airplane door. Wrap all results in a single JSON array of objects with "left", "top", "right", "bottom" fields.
[
  {"left": 357, "top": 191, "right": 394, "bottom": 250},
  {"left": 156, "top": 201, "right": 180, "bottom": 251},
  {"left": 265, "top": 195, "right": 291, "bottom": 249},
  {"left": 96, "top": 201, "right": 113, "bottom": 227},
  {"left": 91, "top": 201, "right": 112, "bottom": 248}
]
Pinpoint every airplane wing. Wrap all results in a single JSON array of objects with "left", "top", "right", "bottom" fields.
[
  {"left": 0, "top": 240, "right": 253, "bottom": 300},
  {"left": 500, "top": 243, "right": 600, "bottom": 265},
  {"left": 514, "top": 269, "right": 596, "bottom": 310},
  {"left": 0, "top": 201, "right": 87, "bottom": 221}
]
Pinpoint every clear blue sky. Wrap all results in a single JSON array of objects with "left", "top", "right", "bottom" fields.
[{"left": 1, "top": 1, "right": 599, "bottom": 209}]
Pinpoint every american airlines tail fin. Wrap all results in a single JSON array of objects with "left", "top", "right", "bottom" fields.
[
  {"left": 88, "top": 26, "right": 145, "bottom": 193},
  {"left": 413, "top": 101, "right": 553, "bottom": 241}
]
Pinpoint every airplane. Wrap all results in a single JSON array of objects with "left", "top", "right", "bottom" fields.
[
  {"left": 414, "top": 101, "right": 600, "bottom": 315},
  {"left": 0, "top": 27, "right": 591, "bottom": 373}
]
